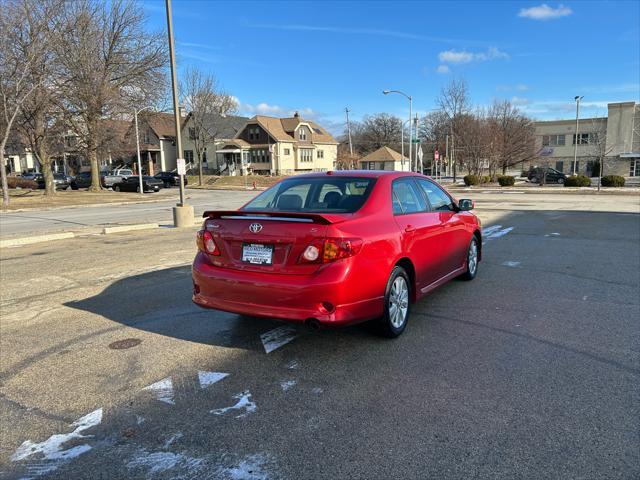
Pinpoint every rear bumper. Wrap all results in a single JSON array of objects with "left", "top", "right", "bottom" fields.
[{"left": 191, "top": 253, "right": 382, "bottom": 326}]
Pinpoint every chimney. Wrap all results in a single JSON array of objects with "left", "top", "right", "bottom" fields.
[
  {"left": 179, "top": 106, "right": 186, "bottom": 118},
  {"left": 293, "top": 111, "right": 299, "bottom": 118}
]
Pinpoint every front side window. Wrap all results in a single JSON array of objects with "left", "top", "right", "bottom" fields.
[
  {"left": 242, "top": 176, "right": 375, "bottom": 213},
  {"left": 392, "top": 179, "right": 427, "bottom": 215},
  {"left": 417, "top": 178, "right": 453, "bottom": 212}
]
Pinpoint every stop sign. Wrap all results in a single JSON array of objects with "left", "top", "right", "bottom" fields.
[{"left": 434, "top": 150, "right": 440, "bottom": 161}]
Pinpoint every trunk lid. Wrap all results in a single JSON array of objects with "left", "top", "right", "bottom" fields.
[{"left": 202, "top": 211, "right": 345, "bottom": 274}]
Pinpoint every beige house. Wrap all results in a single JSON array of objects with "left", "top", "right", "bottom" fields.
[
  {"left": 2, "top": 134, "right": 38, "bottom": 174},
  {"left": 358, "top": 146, "right": 409, "bottom": 171},
  {"left": 215, "top": 112, "right": 338, "bottom": 175},
  {"left": 532, "top": 101, "right": 639, "bottom": 177},
  {"left": 181, "top": 112, "right": 248, "bottom": 173}
]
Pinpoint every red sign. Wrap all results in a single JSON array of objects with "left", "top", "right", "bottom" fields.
[{"left": 434, "top": 150, "right": 440, "bottom": 161}]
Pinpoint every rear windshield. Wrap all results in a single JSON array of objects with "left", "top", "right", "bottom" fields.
[{"left": 242, "top": 176, "right": 376, "bottom": 213}]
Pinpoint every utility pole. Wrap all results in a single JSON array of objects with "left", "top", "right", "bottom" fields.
[
  {"left": 414, "top": 114, "right": 419, "bottom": 173},
  {"left": 165, "top": 0, "right": 193, "bottom": 226},
  {"left": 345, "top": 107, "right": 353, "bottom": 158},
  {"left": 445, "top": 134, "right": 449, "bottom": 179},
  {"left": 572, "top": 95, "right": 583, "bottom": 176}
]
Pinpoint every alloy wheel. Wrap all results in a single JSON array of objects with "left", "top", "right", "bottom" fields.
[
  {"left": 468, "top": 240, "right": 478, "bottom": 276},
  {"left": 388, "top": 276, "right": 409, "bottom": 328}
]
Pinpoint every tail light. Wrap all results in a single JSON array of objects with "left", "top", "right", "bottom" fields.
[
  {"left": 196, "top": 230, "right": 220, "bottom": 256},
  {"left": 298, "top": 238, "right": 362, "bottom": 264}
]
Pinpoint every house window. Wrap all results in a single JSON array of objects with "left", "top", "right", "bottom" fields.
[
  {"left": 368, "top": 162, "right": 375, "bottom": 170},
  {"left": 184, "top": 150, "right": 193, "bottom": 163},
  {"left": 250, "top": 149, "right": 269, "bottom": 163},
  {"left": 300, "top": 149, "right": 313, "bottom": 162},
  {"left": 542, "top": 134, "right": 565, "bottom": 146},
  {"left": 631, "top": 160, "right": 640, "bottom": 177},
  {"left": 189, "top": 128, "right": 196, "bottom": 140},
  {"left": 248, "top": 127, "right": 261, "bottom": 141},
  {"left": 299, "top": 129, "right": 307, "bottom": 141},
  {"left": 572, "top": 133, "right": 591, "bottom": 145},
  {"left": 555, "top": 161, "right": 564, "bottom": 172},
  {"left": 142, "top": 130, "right": 151, "bottom": 144},
  {"left": 284, "top": 148, "right": 290, "bottom": 155},
  {"left": 317, "top": 150, "right": 324, "bottom": 159}
]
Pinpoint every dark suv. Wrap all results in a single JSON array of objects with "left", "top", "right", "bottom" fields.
[
  {"left": 154, "top": 171, "right": 187, "bottom": 188},
  {"left": 70, "top": 171, "right": 107, "bottom": 189},
  {"left": 527, "top": 167, "right": 567, "bottom": 184}
]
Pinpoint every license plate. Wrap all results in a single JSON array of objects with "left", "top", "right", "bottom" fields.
[{"left": 242, "top": 243, "right": 273, "bottom": 265}]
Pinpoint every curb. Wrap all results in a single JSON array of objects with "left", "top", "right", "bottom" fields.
[
  {"left": 102, "top": 223, "right": 159, "bottom": 234},
  {"left": 0, "top": 232, "right": 75, "bottom": 248}
]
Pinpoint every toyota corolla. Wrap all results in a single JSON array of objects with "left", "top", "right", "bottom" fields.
[{"left": 192, "top": 171, "right": 481, "bottom": 337}]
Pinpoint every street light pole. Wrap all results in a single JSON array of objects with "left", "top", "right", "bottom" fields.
[
  {"left": 573, "top": 95, "right": 583, "bottom": 176},
  {"left": 165, "top": 0, "right": 193, "bottom": 226},
  {"left": 383, "top": 90, "right": 412, "bottom": 172},
  {"left": 345, "top": 107, "right": 353, "bottom": 158},
  {"left": 133, "top": 109, "right": 145, "bottom": 195}
]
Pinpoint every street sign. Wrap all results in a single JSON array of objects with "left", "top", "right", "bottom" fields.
[
  {"left": 177, "top": 158, "right": 186, "bottom": 176},
  {"left": 411, "top": 139, "right": 421, "bottom": 144},
  {"left": 434, "top": 150, "right": 440, "bottom": 161}
]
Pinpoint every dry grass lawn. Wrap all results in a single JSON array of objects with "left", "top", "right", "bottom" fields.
[
  {"left": 1, "top": 189, "right": 163, "bottom": 211},
  {"left": 186, "top": 175, "right": 284, "bottom": 189}
]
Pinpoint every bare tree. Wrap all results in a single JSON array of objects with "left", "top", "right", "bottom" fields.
[
  {"left": 181, "top": 67, "right": 237, "bottom": 185},
  {"left": 349, "top": 113, "right": 403, "bottom": 154},
  {"left": 14, "top": 0, "right": 67, "bottom": 197},
  {"left": 436, "top": 78, "right": 470, "bottom": 179},
  {"left": 0, "top": 0, "right": 54, "bottom": 206},
  {"left": 455, "top": 110, "right": 491, "bottom": 176},
  {"left": 487, "top": 100, "right": 536, "bottom": 175},
  {"left": 55, "top": 0, "right": 166, "bottom": 191}
]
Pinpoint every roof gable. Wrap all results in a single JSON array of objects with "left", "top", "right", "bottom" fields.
[{"left": 360, "top": 146, "right": 407, "bottom": 162}]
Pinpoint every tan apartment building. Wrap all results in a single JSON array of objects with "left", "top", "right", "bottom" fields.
[
  {"left": 215, "top": 112, "right": 338, "bottom": 175},
  {"left": 532, "top": 101, "right": 639, "bottom": 177}
]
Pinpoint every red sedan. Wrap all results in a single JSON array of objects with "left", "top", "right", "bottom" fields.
[{"left": 192, "top": 171, "right": 481, "bottom": 337}]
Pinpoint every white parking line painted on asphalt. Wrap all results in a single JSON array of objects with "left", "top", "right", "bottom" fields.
[
  {"left": 211, "top": 391, "right": 257, "bottom": 418},
  {"left": 11, "top": 409, "right": 103, "bottom": 479},
  {"left": 197, "top": 371, "right": 229, "bottom": 389},
  {"left": 544, "top": 232, "right": 561, "bottom": 237},
  {"left": 162, "top": 432, "right": 184, "bottom": 449},
  {"left": 261, "top": 326, "right": 298, "bottom": 354},
  {"left": 502, "top": 261, "right": 521, "bottom": 268},
  {"left": 142, "top": 378, "right": 175, "bottom": 405}
]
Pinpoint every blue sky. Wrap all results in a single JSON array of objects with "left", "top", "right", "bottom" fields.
[{"left": 143, "top": 0, "right": 640, "bottom": 134}]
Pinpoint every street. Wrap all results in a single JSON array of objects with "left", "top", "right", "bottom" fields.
[{"left": 1, "top": 195, "right": 639, "bottom": 479}]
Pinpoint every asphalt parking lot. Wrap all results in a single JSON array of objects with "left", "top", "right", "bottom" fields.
[{"left": 1, "top": 195, "right": 639, "bottom": 479}]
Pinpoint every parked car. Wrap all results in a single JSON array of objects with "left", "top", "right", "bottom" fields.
[
  {"left": 37, "top": 173, "right": 69, "bottom": 190},
  {"left": 112, "top": 175, "right": 162, "bottom": 193},
  {"left": 103, "top": 168, "right": 133, "bottom": 188},
  {"left": 20, "top": 172, "right": 39, "bottom": 181},
  {"left": 192, "top": 171, "right": 482, "bottom": 338},
  {"left": 527, "top": 167, "right": 567, "bottom": 184},
  {"left": 70, "top": 171, "right": 104, "bottom": 189},
  {"left": 154, "top": 171, "right": 187, "bottom": 188}
]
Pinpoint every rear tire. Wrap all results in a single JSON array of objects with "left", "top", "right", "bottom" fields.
[
  {"left": 531, "top": 176, "right": 540, "bottom": 184},
  {"left": 460, "top": 236, "right": 479, "bottom": 281},
  {"left": 114, "top": 185, "right": 121, "bottom": 192},
  {"left": 377, "top": 266, "right": 411, "bottom": 338}
]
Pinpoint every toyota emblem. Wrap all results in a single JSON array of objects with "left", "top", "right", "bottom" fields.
[{"left": 249, "top": 223, "right": 263, "bottom": 233}]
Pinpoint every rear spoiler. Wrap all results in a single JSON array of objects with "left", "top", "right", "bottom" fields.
[{"left": 202, "top": 210, "right": 334, "bottom": 225}]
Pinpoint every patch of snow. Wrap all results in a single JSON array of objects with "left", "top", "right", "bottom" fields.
[
  {"left": 311, "top": 387, "right": 324, "bottom": 395},
  {"left": 286, "top": 360, "right": 299, "bottom": 370},
  {"left": 501, "top": 261, "right": 521, "bottom": 268},
  {"left": 280, "top": 380, "right": 296, "bottom": 391},
  {"left": 142, "top": 377, "right": 174, "bottom": 405},
  {"left": 481, "top": 225, "right": 502, "bottom": 236},
  {"left": 126, "top": 449, "right": 203, "bottom": 476},
  {"left": 12, "top": 409, "right": 103, "bottom": 462},
  {"left": 261, "top": 326, "right": 298, "bottom": 354},
  {"left": 198, "top": 371, "right": 229, "bottom": 389},
  {"left": 211, "top": 391, "right": 257, "bottom": 419},
  {"left": 487, "top": 227, "right": 514, "bottom": 239},
  {"left": 162, "top": 432, "right": 183, "bottom": 449},
  {"left": 217, "top": 454, "right": 269, "bottom": 480}
]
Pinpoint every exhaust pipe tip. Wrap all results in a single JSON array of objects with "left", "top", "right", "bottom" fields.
[{"left": 305, "top": 318, "right": 322, "bottom": 331}]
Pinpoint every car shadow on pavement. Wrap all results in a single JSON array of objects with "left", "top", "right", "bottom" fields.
[{"left": 64, "top": 265, "right": 370, "bottom": 352}]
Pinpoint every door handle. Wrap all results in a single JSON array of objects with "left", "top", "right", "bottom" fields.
[{"left": 405, "top": 225, "right": 416, "bottom": 233}]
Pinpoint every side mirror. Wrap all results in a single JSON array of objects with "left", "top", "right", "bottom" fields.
[{"left": 458, "top": 199, "right": 474, "bottom": 211}]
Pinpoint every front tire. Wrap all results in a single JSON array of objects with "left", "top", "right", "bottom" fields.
[
  {"left": 378, "top": 266, "right": 411, "bottom": 338},
  {"left": 461, "top": 236, "right": 479, "bottom": 281},
  {"left": 114, "top": 185, "right": 121, "bottom": 192},
  {"left": 557, "top": 177, "right": 564, "bottom": 184}
]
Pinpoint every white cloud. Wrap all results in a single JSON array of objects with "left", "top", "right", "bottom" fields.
[
  {"left": 234, "top": 98, "right": 319, "bottom": 119},
  {"left": 516, "top": 84, "right": 530, "bottom": 91},
  {"left": 497, "top": 84, "right": 530, "bottom": 92},
  {"left": 436, "top": 65, "right": 451, "bottom": 74},
  {"left": 438, "top": 47, "right": 509, "bottom": 65},
  {"left": 510, "top": 96, "right": 529, "bottom": 105},
  {"left": 518, "top": 4, "right": 573, "bottom": 20}
]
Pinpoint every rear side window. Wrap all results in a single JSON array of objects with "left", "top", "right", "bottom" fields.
[
  {"left": 392, "top": 178, "right": 427, "bottom": 215},
  {"left": 242, "top": 176, "right": 376, "bottom": 213},
  {"left": 417, "top": 179, "right": 453, "bottom": 212}
]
